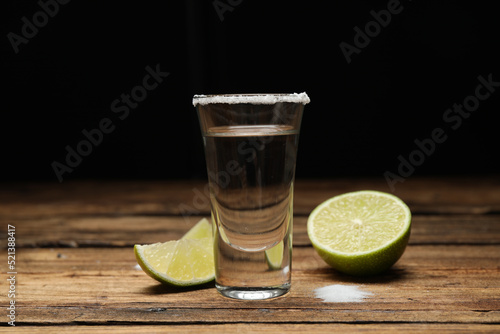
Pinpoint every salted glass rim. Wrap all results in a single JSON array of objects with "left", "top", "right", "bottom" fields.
[{"left": 192, "top": 92, "right": 310, "bottom": 106}]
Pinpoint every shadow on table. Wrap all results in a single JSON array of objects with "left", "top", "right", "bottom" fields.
[
  {"left": 324, "top": 267, "right": 410, "bottom": 285},
  {"left": 141, "top": 281, "right": 215, "bottom": 295}
]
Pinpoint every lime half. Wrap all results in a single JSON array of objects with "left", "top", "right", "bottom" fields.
[
  {"left": 307, "top": 191, "right": 411, "bottom": 276},
  {"left": 134, "top": 218, "right": 215, "bottom": 286}
]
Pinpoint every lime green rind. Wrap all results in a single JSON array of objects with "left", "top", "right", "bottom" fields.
[{"left": 313, "top": 227, "right": 410, "bottom": 276}]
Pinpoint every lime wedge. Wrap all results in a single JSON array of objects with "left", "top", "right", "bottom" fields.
[
  {"left": 181, "top": 218, "right": 213, "bottom": 240},
  {"left": 134, "top": 218, "right": 215, "bottom": 286},
  {"left": 265, "top": 240, "right": 284, "bottom": 270},
  {"left": 307, "top": 190, "right": 411, "bottom": 276}
]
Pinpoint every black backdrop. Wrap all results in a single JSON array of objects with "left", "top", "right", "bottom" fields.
[{"left": 3, "top": 0, "right": 499, "bottom": 183}]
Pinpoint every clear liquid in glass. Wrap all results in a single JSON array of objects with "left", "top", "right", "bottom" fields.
[{"left": 203, "top": 124, "right": 298, "bottom": 299}]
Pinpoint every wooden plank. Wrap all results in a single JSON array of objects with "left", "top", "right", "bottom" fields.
[
  {"left": 6, "top": 246, "right": 500, "bottom": 324},
  {"left": 11, "top": 324, "right": 500, "bottom": 334},
  {"left": 17, "top": 307, "right": 500, "bottom": 325},
  {"left": 1, "top": 176, "right": 499, "bottom": 219},
  {"left": 4, "top": 214, "right": 500, "bottom": 249},
  {"left": 407, "top": 214, "right": 500, "bottom": 245},
  {"left": 1, "top": 178, "right": 498, "bottom": 330},
  {"left": 293, "top": 175, "right": 500, "bottom": 215}
]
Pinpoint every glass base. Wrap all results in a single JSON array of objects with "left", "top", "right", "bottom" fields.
[{"left": 216, "top": 283, "right": 290, "bottom": 300}]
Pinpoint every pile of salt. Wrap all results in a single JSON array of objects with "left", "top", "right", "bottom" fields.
[{"left": 313, "top": 284, "right": 374, "bottom": 303}]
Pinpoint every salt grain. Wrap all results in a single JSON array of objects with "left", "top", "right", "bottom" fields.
[
  {"left": 314, "top": 284, "right": 374, "bottom": 303},
  {"left": 192, "top": 92, "right": 310, "bottom": 106}
]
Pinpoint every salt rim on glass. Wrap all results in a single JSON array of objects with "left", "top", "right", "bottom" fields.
[{"left": 192, "top": 92, "right": 310, "bottom": 106}]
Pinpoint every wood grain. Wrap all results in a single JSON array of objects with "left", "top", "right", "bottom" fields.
[
  {"left": 1, "top": 176, "right": 499, "bottom": 332},
  {"left": 3, "top": 214, "right": 500, "bottom": 248},
  {"left": 5, "top": 245, "right": 499, "bottom": 324},
  {"left": 13, "top": 324, "right": 500, "bottom": 334},
  {"left": 1, "top": 176, "right": 499, "bottom": 219}
]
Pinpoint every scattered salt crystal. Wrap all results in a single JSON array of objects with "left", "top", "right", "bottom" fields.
[
  {"left": 134, "top": 264, "right": 142, "bottom": 270},
  {"left": 313, "top": 284, "right": 374, "bottom": 303},
  {"left": 192, "top": 92, "right": 310, "bottom": 106}
]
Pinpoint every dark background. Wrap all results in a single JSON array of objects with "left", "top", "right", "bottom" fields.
[{"left": 3, "top": 0, "right": 499, "bottom": 183}]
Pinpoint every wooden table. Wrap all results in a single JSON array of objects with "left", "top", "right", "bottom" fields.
[{"left": 1, "top": 176, "right": 499, "bottom": 333}]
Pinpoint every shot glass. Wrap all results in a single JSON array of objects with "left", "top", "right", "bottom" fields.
[{"left": 193, "top": 93, "right": 309, "bottom": 300}]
